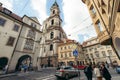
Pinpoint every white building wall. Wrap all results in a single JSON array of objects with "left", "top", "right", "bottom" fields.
[{"left": 0, "top": 15, "right": 22, "bottom": 60}]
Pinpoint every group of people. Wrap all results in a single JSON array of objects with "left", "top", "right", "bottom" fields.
[
  {"left": 19, "top": 63, "right": 32, "bottom": 72},
  {"left": 84, "top": 63, "right": 111, "bottom": 80}
]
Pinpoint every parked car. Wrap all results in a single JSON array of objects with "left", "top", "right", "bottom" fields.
[
  {"left": 73, "top": 65, "right": 86, "bottom": 70},
  {"left": 116, "top": 66, "right": 120, "bottom": 73},
  {"left": 55, "top": 66, "right": 80, "bottom": 79}
]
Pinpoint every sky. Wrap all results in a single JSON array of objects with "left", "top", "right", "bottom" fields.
[{"left": 0, "top": 0, "right": 97, "bottom": 43}]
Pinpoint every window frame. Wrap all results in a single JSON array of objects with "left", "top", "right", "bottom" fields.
[
  {"left": 6, "top": 36, "right": 15, "bottom": 46},
  {"left": 50, "top": 44, "right": 53, "bottom": 51},
  {"left": 0, "top": 17, "right": 6, "bottom": 26},
  {"left": 13, "top": 24, "right": 20, "bottom": 32}
]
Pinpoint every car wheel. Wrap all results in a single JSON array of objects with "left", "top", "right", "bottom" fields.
[{"left": 65, "top": 74, "right": 69, "bottom": 80}]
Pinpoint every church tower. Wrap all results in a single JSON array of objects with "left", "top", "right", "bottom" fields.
[{"left": 40, "top": 1, "right": 67, "bottom": 67}]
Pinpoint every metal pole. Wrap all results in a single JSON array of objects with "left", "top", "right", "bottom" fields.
[{"left": 75, "top": 56, "right": 80, "bottom": 80}]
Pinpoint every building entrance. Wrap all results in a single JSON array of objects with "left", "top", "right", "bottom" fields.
[
  {"left": 0, "top": 57, "right": 8, "bottom": 70},
  {"left": 15, "top": 55, "right": 31, "bottom": 71}
]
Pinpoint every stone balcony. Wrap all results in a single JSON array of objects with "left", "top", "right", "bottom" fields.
[
  {"left": 82, "top": 0, "right": 90, "bottom": 5},
  {"left": 98, "top": 30, "right": 111, "bottom": 45}
]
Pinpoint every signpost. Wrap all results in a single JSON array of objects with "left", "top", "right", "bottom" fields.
[
  {"left": 73, "top": 49, "right": 80, "bottom": 80},
  {"left": 73, "top": 49, "right": 78, "bottom": 57}
]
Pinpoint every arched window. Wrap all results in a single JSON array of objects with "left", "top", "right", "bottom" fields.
[
  {"left": 50, "top": 32, "right": 54, "bottom": 39},
  {"left": 53, "top": 10, "right": 55, "bottom": 14},
  {"left": 50, "top": 44, "right": 53, "bottom": 51},
  {"left": 51, "top": 19, "right": 54, "bottom": 25}
]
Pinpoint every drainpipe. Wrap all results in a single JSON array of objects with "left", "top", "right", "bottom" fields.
[{"left": 7, "top": 22, "right": 24, "bottom": 73}]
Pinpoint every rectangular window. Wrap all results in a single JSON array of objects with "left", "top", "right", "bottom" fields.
[
  {"left": 65, "top": 53, "right": 67, "bottom": 57},
  {"left": 24, "top": 40, "right": 34, "bottom": 50},
  {"left": 44, "top": 47, "right": 46, "bottom": 52},
  {"left": 102, "top": 51, "right": 106, "bottom": 57},
  {"left": 90, "top": 54, "right": 93, "bottom": 58},
  {"left": 61, "top": 47, "right": 62, "bottom": 50},
  {"left": 13, "top": 24, "right": 20, "bottom": 32},
  {"left": 107, "top": 50, "right": 112, "bottom": 56},
  {"left": 69, "top": 52, "right": 72, "bottom": 57},
  {"left": 31, "top": 23, "right": 36, "bottom": 28},
  {"left": 0, "top": 17, "right": 6, "bottom": 26},
  {"left": 6, "top": 36, "right": 15, "bottom": 46},
  {"left": 3, "top": 8, "right": 12, "bottom": 15},
  {"left": 96, "top": 20, "right": 103, "bottom": 32},
  {"left": 90, "top": 5, "right": 96, "bottom": 14},
  {"left": 92, "top": 8, "right": 96, "bottom": 14},
  {"left": 95, "top": 51, "right": 99, "bottom": 57},
  {"left": 61, "top": 54, "right": 63, "bottom": 58}
]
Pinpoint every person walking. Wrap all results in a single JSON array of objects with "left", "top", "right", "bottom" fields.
[
  {"left": 100, "top": 64, "right": 111, "bottom": 80},
  {"left": 84, "top": 63, "right": 93, "bottom": 80},
  {"left": 94, "top": 65, "right": 102, "bottom": 80},
  {"left": 3, "top": 65, "right": 8, "bottom": 74}
]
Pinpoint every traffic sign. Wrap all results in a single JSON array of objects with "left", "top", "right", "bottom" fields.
[{"left": 73, "top": 49, "right": 78, "bottom": 57}]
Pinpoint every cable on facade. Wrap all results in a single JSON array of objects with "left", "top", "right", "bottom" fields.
[
  {"left": 18, "top": 0, "right": 29, "bottom": 14},
  {"left": 68, "top": 23, "right": 93, "bottom": 36},
  {"left": 72, "top": 16, "right": 91, "bottom": 29}
]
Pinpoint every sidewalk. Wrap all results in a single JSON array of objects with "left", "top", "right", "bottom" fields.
[
  {"left": 0, "top": 73, "right": 16, "bottom": 78},
  {"left": 0, "top": 71, "right": 35, "bottom": 78}
]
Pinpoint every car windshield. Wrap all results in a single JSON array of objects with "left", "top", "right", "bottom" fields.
[
  {"left": 64, "top": 67, "right": 71, "bottom": 69},
  {"left": 117, "top": 66, "right": 120, "bottom": 68},
  {"left": 56, "top": 67, "right": 60, "bottom": 70}
]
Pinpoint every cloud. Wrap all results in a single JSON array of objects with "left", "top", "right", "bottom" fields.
[
  {"left": 30, "top": 0, "right": 48, "bottom": 23},
  {"left": 62, "top": 0, "right": 96, "bottom": 43},
  {"left": 0, "top": 0, "right": 13, "bottom": 11}
]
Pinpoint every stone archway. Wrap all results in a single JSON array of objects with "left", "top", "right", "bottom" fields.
[
  {"left": 114, "top": 37, "right": 120, "bottom": 57},
  {"left": 15, "top": 55, "right": 31, "bottom": 71},
  {"left": 0, "top": 57, "right": 8, "bottom": 70}
]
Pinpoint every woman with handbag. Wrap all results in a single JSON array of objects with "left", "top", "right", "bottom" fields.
[{"left": 94, "top": 65, "right": 102, "bottom": 80}]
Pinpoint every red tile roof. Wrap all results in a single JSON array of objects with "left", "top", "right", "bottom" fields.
[{"left": 0, "top": 6, "right": 22, "bottom": 21}]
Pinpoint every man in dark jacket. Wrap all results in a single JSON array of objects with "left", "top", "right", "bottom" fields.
[
  {"left": 84, "top": 63, "right": 93, "bottom": 80},
  {"left": 100, "top": 64, "right": 111, "bottom": 80}
]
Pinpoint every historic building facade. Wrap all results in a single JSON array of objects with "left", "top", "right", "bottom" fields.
[
  {"left": 0, "top": 4, "right": 23, "bottom": 72},
  {"left": 58, "top": 39, "right": 84, "bottom": 66},
  {"left": 9, "top": 15, "right": 42, "bottom": 72},
  {"left": 0, "top": 3, "right": 42, "bottom": 72},
  {"left": 82, "top": 37, "right": 120, "bottom": 66},
  {"left": 39, "top": 1, "right": 67, "bottom": 67},
  {"left": 82, "top": 0, "right": 120, "bottom": 59}
]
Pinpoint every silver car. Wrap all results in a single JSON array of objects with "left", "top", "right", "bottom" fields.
[
  {"left": 116, "top": 66, "right": 120, "bottom": 74},
  {"left": 55, "top": 66, "right": 80, "bottom": 79}
]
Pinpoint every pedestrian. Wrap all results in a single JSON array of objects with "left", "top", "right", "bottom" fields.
[
  {"left": 20, "top": 64, "right": 24, "bottom": 72},
  {"left": 100, "top": 64, "right": 112, "bottom": 80},
  {"left": 24, "top": 63, "right": 28, "bottom": 72},
  {"left": 84, "top": 63, "right": 93, "bottom": 80},
  {"left": 94, "top": 65, "right": 102, "bottom": 80},
  {"left": 3, "top": 65, "right": 8, "bottom": 74},
  {"left": 105, "top": 61, "right": 109, "bottom": 68}
]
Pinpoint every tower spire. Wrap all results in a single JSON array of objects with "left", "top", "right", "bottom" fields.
[{"left": 52, "top": 0, "right": 58, "bottom": 7}]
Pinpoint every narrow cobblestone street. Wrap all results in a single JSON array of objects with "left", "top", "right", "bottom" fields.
[{"left": 0, "top": 67, "right": 120, "bottom": 80}]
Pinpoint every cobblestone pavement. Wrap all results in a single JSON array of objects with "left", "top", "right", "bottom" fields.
[{"left": 0, "top": 67, "right": 120, "bottom": 80}]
